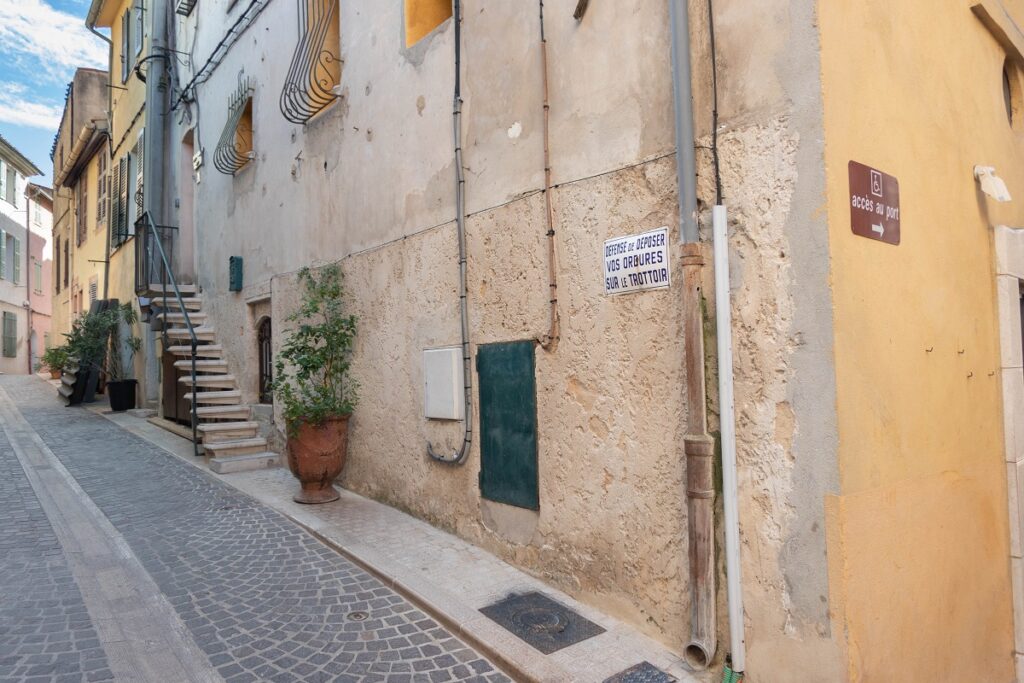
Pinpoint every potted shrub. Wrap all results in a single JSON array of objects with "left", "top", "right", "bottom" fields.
[
  {"left": 272, "top": 264, "right": 358, "bottom": 504},
  {"left": 64, "top": 306, "right": 118, "bottom": 403},
  {"left": 39, "top": 345, "right": 69, "bottom": 379},
  {"left": 104, "top": 303, "right": 142, "bottom": 412}
]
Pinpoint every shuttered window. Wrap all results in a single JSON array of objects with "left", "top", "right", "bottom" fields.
[
  {"left": 134, "top": 131, "right": 144, "bottom": 223},
  {"left": 54, "top": 236, "right": 60, "bottom": 293},
  {"left": 2, "top": 312, "right": 16, "bottom": 358},
  {"left": 76, "top": 181, "right": 87, "bottom": 245},
  {"left": 97, "top": 152, "right": 107, "bottom": 228},
  {"left": 4, "top": 166, "right": 15, "bottom": 207},
  {"left": 63, "top": 238, "right": 69, "bottom": 287},
  {"left": 12, "top": 237, "right": 20, "bottom": 285},
  {"left": 33, "top": 262, "right": 42, "bottom": 294},
  {"left": 0, "top": 230, "right": 5, "bottom": 280},
  {"left": 111, "top": 155, "right": 130, "bottom": 249},
  {"left": 121, "top": 10, "right": 130, "bottom": 83}
]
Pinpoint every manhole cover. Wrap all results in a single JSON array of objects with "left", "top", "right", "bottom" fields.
[
  {"left": 479, "top": 591, "right": 605, "bottom": 654},
  {"left": 346, "top": 611, "right": 369, "bottom": 622},
  {"left": 603, "top": 661, "right": 677, "bottom": 683}
]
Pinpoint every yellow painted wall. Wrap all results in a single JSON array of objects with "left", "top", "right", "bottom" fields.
[
  {"left": 404, "top": 0, "right": 452, "bottom": 47},
  {"left": 819, "top": 0, "right": 1024, "bottom": 679},
  {"left": 99, "top": 0, "right": 147, "bottom": 386}
]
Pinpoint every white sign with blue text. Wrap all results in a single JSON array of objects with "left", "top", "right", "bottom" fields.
[{"left": 603, "top": 227, "right": 671, "bottom": 296}]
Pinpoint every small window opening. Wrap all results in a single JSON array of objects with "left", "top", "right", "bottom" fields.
[
  {"left": 258, "top": 317, "right": 273, "bottom": 404},
  {"left": 404, "top": 0, "right": 452, "bottom": 48}
]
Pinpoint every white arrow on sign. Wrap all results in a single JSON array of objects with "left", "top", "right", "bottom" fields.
[{"left": 872, "top": 223, "right": 885, "bottom": 237}]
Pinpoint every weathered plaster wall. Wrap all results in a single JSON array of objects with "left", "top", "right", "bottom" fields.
[
  {"left": 702, "top": 0, "right": 844, "bottom": 679},
  {"left": 175, "top": 0, "right": 839, "bottom": 671},
  {"left": 818, "top": 0, "right": 1022, "bottom": 679}
]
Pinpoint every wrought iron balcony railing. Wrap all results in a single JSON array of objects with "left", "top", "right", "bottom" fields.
[{"left": 280, "top": 0, "right": 341, "bottom": 124}]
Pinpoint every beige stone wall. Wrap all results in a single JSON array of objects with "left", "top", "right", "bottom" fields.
[{"left": 177, "top": 0, "right": 841, "bottom": 670}]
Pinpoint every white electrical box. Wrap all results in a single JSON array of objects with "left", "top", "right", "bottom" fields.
[{"left": 423, "top": 347, "right": 464, "bottom": 420}]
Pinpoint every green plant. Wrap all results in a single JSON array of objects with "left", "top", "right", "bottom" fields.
[
  {"left": 272, "top": 264, "right": 358, "bottom": 434},
  {"left": 105, "top": 303, "right": 142, "bottom": 381},
  {"left": 38, "top": 344, "right": 70, "bottom": 373},
  {"left": 63, "top": 303, "right": 141, "bottom": 380}
]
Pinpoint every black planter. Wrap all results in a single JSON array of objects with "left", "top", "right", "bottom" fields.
[{"left": 107, "top": 379, "right": 138, "bottom": 412}]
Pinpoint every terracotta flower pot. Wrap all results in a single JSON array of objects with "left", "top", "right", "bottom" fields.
[
  {"left": 49, "top": 369, "right": 61, "bottom": 379},
  {"left": 286, "top": 415, "right": 350, "bottom": 504}
]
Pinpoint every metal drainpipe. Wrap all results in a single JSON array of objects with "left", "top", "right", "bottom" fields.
[{"left": 669, "top": 0, "right": 716, "bottom": 671}]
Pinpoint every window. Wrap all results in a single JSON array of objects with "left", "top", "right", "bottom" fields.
[
  {"left": 54, "top": 235, "right": 61, "bottom": 294},
  {"left": 121, "top": 9, "right": 130, "bottom": 83},
  {"left": 88, "top": 275, "right": 98, "bottom": 304},
  {"left": 258, "top": 317, "right": 273, "bottom": 404},
  {"left": 4, "top": 166, "right": 16, "bottom": 206},
  {"left": 97, "top": 152, "right": 108, "bottom": 230},
  {"left": 76, "top": 180, "right": 88, "bottom": 246},
  {"left": 2, "top": 312, "right": 15, "bottom": 358},
  {"left": 11, "top": 236, "right": 20, "bottom": 285},
  {"left": 0, "top": 232, "right": 16, "bottom": 283},
  {"left": 214, "top": 82, "right": 255, "bottom": 175},
  {"left": 33, "top": 261, "right": 42, "bottom": 294},
  {"left": 280, "top": 0, "right": 341, "bottom": 124},
  {"left": 63, "top": 238, "right": 69, "bottom": 288},
  {"left": 111, "top": 151, "right": 133, "bottom": 249},
  {"left": 135, "top": 1, "right": 144, "bottom": 57},
  {"left": 31, "top": 200, "right": 40, "bottom": 226},
  {"left": 404, "top": 0, "right": 452, "bottom": 47}
]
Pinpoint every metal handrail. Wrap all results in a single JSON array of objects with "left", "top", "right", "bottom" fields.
[{"left": 139, "top": 211, "right": 200, "bottom": 458}]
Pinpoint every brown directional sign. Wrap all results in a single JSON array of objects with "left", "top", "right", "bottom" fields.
[{"left": 849, "top": 160, "right": 900, "bottom": 245}]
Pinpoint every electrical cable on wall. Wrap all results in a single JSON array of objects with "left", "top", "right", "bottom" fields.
[
  {"left": 427, "top": 0, "right": 472, "bottom": 465},
  {"left": 538, "top": 0, "right": 561, "bottom": 352}
]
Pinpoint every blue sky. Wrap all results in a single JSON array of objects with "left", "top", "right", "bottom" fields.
[{"left": 0, "top": 0, "right": 108, "bottom": 183}]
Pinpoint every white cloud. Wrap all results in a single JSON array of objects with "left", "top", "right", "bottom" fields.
[
  {"left": 0, "top": 0, "right": 107, "bottom": 81},
  {"left": 0, "top": 83, "right": 63, "bottom": 129}
]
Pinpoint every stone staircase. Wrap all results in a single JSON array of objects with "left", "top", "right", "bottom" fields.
[{"left": 148, "top": 283, "right": 279, "bottom": 474}]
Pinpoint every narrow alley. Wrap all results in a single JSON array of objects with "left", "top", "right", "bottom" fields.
[{"left": 0, "top": 375, "right": 508, "bottom": 683}]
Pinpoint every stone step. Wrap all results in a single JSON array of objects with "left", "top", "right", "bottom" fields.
[
  {"left": 203, "top": 437, "right": 269, "bottom": 458},
  {"left": 156, "top": 311, "right": 208, "bottom": 326},
  {"left": 208, "top": 452, "right": 280, "bottom": 474},
  {"left": 165, "top": 326, "right": 216, "bottom": 341},
  {"left": 179, "top": 374, "right": 236, "bottom": 389},
  {"left": 166, "top": 344, "right": 223, "bottom": 358},
  {"left": 151, "top": 296, "right": 202, "bottom": 311},
  {"left": 146, "top": 283, "right": 198, "bottom": 295},
  {"left": 196, "top": 404, "right": 251, "bottom": 420},
  {"left": 173, "top": 359, "right": 229, "bottom": 373},
  {"left": 184, "top": 390, "right": 242, "bottom": 405},
  {"left": 198, "top": 421, "right": 260, "bottom": 443}
]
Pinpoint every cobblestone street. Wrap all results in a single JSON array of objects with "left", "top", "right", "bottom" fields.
[{"left": 0, "top": 376, "right": 510, "bottom": 683}]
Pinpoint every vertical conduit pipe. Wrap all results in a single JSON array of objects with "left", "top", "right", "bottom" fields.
[
  {"left": 427, "top": 0, "right": 472, "bottom": 465},
  {"left": 669, "top": 0, "right": 717, "bottom": 670},
  {"left": 713, "top": 205, "right": 745, "bottom": 675},
  {"left": 537, "top": 0, "right": 560, "bottom": 351}
]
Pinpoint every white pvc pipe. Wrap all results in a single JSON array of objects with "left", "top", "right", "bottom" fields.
[{"left": 713, "top": 204, "right": 746, "bottom": 673}]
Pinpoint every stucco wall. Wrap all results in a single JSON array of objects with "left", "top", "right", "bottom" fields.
[
  {"left": 818, "top": 0, "right": 1022, "bottom": 679},
  {"left": 172, "top": 0, "right": 841, "bottom": 670}
]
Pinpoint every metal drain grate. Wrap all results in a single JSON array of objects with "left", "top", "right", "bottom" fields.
[
  {"left": 603, "top": 661, "right": 677, "bottom": 683},
  {"left": 479, "top": 591, "right": 605, "bottom": 654}
]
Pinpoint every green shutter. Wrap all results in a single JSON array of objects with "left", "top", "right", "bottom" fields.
[
  {"left": 477, "top": 341, "right": 540, "bottom": 510},
  {"left": 2, "top": 312, "right": 16, "bottom": 358},
  {"left": 0, "top": 230, "right": 6, "bottom": 280},
  {"left": 12, "top": 237, "right": 20, "bottom": 284},
  {"left": 0, "top": 161, "right": 6, "bottom": 203}
]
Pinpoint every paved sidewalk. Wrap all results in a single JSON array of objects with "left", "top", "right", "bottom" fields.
[
  {"left": 88, "top": 388, "right": 702, "bottom": 682},
  {"left": 2, "top": 376, "right": 510, "bottom": 683}
]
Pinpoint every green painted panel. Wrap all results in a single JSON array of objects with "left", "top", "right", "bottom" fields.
[
  {"left": 229, "top": 256, "right": 243, "bottom": 292},
  {"left": 477, "top": 340, "right": 539, "bottom": 510}
]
